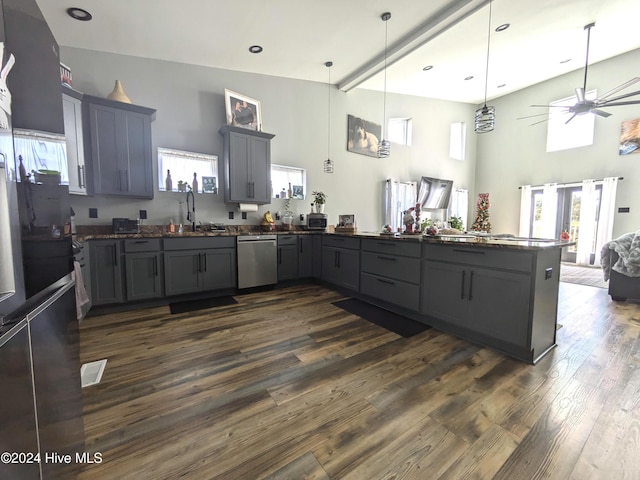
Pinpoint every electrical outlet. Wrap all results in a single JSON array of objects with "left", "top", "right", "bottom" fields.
[
  {"left": 228, "top": 211, "right": 234, "bottom": 220},
  {"left": 618, "top": 207, "right": 630, "bottom": 213},
  {"left": 299, "top": 214, "right": 304, "bottom": 221},
  {"left": 89, "top": 208, "right": 98, "bottom": 218},
  {"left": 242, "top": 212, "right": 247, "bottom": 220},
  {"left": 139, "top": 209, "right": 147, "bottom": 219},
  {"left": 545, "top": 268, "right": 553, "bottom": 280}
]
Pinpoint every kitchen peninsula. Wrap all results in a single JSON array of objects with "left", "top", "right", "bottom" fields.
[{"left": 78, "top": 227, "right": 571, "bottom": 364}]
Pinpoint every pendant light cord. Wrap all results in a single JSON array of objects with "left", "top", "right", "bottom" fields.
[
  {"left": 328, "top": 63, "right": 331, "bottom": 157},
  {"left": 382, "top": 14, "right": 389, "bottom": 138},
  {"left": 483, "top": 0, "right": 493, "bottom": 108}
]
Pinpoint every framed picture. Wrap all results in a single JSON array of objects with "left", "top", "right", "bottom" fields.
[
  {"left": 202, "top": 176, "right": 217, "bottom": 194},
  {"left": 338, "top": 214, "right": 355, "bottom": 227},
  {"left": 347, "top": 114, "right": 382, "bottom": 158},
  {"left": 225, "top": 89, "right": 261, "bottom": 131},
  {"left": 292, "top": 185, "right": 304, "bottom": 199},
  {"left": 619, "top": 118, "right": 640, "bottom": 155}
]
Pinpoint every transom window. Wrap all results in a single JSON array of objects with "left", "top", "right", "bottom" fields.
[
  {"left": 158, "top": 148, "right": 218, "bottom": 194},
  {"left": 546, "top": 90, "right": 596, "bottom": 152},
  {"left": 271, "top": 164, "right": 306, "bottom": 199}
]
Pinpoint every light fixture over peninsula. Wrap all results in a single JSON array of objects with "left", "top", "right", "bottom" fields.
[
  {"left": 377, "top": 12, "right": 391, "bottom": 159},
  {"left": 324, "top": 61, "right": 334, "bottom": 174},
  {"left": 475, "top": 0, "right": 496, "bottom": 134}
]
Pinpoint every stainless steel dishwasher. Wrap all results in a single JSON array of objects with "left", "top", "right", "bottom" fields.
[{"left": 236, "top": 235, "right": 277, "bottom": 289}]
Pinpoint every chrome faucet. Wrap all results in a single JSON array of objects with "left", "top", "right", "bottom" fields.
[{"left": 186, "top": 189, "right": 196, "bottom": 231}]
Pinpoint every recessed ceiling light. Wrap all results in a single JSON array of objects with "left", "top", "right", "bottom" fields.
[
  {"left": 464, "top": 76, "right": 474, "bottom": 81},
  {"left": 423, "top": 65, "right": 433, "bottom": 71},
  {"left": 249, "top": 45, "right": 263, "bottom": 54},
  {"left": 66, "top": 7, "right": 92, "bottom": 21},
  {"left": 560, "top": 58, "right": 571, "bottom": 64},
  {"left": 495, "top": 23, "right": 510, "bottom": 32}
]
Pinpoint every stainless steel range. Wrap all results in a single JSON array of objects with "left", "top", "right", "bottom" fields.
[{"left": 236, "top": 235, "right": 277, "bottom": 289}]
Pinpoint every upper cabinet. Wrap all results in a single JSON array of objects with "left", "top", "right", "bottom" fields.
[
  {"left": 62, "top": 88, "right": 87, "bottom": 195},
  {"left": 219, "top": 125, "right": 275, "bottom": 204},
  {"left": 83, "top": 95, "right": 156, "bottom": 199}
]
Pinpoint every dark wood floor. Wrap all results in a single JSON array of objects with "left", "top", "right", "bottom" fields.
[{"left": 77, "top": 282, "right": 640, "bottom": 480}]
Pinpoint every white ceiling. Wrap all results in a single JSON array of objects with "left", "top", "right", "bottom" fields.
[{"left": 36, "top": 0, "right": 640, "bottom": 105}]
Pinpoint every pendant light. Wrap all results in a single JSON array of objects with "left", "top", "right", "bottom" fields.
[
  {"left": 474, "top": 0, "right": 495, "bottom": 133},
  {"left": 324, "top": 61, "right": 334, "bottom": 173},
  {"left": 377, "top": 12, "right": 391, "bottom": 158}
]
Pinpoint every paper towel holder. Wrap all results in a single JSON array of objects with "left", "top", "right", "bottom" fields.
[{"left": 237, "top": 203, "right": 259, "bottom": 213}]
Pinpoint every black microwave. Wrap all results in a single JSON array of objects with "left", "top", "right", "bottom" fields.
[
  {"left": 112, "top": 218, "right": 140, "bottom": 234},
  {"left": 307, "top": 213, "right": 327, "bottom": 230}
]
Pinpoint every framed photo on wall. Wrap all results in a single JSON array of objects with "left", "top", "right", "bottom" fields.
[
  {"left": 225, "top": 89, "right": 261, "bottom": 131},
  {"left": 619, "top": 118, "right": 640, "bottom": 155},
  {"left": 347, "top": 114, "right": 381, "bottom": 158}
]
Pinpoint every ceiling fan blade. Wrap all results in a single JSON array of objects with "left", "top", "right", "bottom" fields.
[
  {"left": 591, "top": 109, "right": 611, "bottom": 118},
  {"left": 597, "top": 100, "right": 640, "bottom": 107},
  {"left": 530, "top": 104, "right": 568, "bottom": 108},
  {"left": 597, "top": 89, "right": 640, "bottom": 105},
  {"left": 517, "top": 112, "right": 554, "bottom": 120},
  {"left": 529, "top": 118, "right": 550, "bottom": 126},
  {"left": 575, "top": 87, "right": 585, "bottom": 103},
  {"left": 565, "top": 113, "right": 578, "bottom": 124},
  {"left": 598, "top": 77, "right": 640, "bottom": 101}
]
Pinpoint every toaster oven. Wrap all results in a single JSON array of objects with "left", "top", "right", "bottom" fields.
[{"left": 307, "top": 213, "right": 328, "bottom": 230}]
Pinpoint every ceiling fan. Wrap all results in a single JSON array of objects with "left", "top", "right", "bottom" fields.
[{"left": 523, "top": 23, "right": 640, "bottom": 125}]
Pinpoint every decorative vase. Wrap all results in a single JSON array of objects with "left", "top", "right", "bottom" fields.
[
  {"left": 107, "top": 80, "right": 132, "bottom": 104},
  {"left": 315, "top": 203, "right": 325, "bottom": 214}
]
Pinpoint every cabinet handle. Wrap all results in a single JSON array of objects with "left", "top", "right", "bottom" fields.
[
  {"left": 278, "top": 248, "right": 282, "bottom": 264},
  {"left": 113, "top": 246, "right": 117, "bottom": 266},
  {"left": 77, "top": 165, "right": 84, "bottom": 188},
  {"left": 197, "top": 253, "right": 202, "bottom": 272},
  {"left": 251, "top": 182, "right": 255, "bottom": 198},
  {"left": 453, "top": 249, "right": 485, "bottom": 255},
  {"left": 337, "top": 250, "right": 341, "bottom": 268},
  {"left": 334, "top": 250, "right": 338, "bottom": 267},
  {"left": 80, "top": 165, "right": 86, "bottom": 188},
  {"left": 247, "top": 182, "right": 251, "bottom": 198},
  {"left": 376, "top": 278, "right": 395, "bottom": 285},
  {"left": 469, "top": 270, "right": 474, "bottom": 300},
  {"left": 376, "top": 242, "right": 395, "bottom": 247},
  {"left": 461, "top": 270, "right": 466, "bottom": 299},
  {"left": 203, "top": 253, "right": 207, "bottom": 272},
  {"left": 134, "top": 240, "right": 149, "bottom": 244},
  {"left": 153, "top": 256, "right": 158, "bottom": 276},
  {"left": 299, "top": 240, "right": 303, "bottom": 254},
  {"left": 377, "top": 255, "right": 396, "bottom": 261}
]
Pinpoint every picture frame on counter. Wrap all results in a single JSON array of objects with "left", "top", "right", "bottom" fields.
[
  {"left": 338, "top": 214, "right": 355, "bottom": 227},
  {"left": 225, "top": 89, "right": 261, "bottom": 131},
  {"left": 202, "top": 176, "right": 218, "bottom": 194},
  {"left": 292, "top": 185, "right": 304, "bottom": 199}
]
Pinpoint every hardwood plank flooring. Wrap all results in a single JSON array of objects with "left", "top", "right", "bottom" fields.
[{"left": 77, "top": 282, "right": 640, "bottom": 479}]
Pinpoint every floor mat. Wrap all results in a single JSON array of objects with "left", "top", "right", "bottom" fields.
[
  {"left": 169, "top": 296, "right": 238, "bottom": 314},
  {"left": 332, "top": 298, "right": 430, "bottom": 337},
  {"left": 560, "top": 263, "right": 608, "bottom": 289}
]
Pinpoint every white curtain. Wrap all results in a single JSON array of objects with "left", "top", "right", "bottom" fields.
[
  {"left": 384, "top": 179, "right": 417, "bottom": 232},
  {"left": 519, "top": 185, "right": 532, "bottom": 237},
  {"left": 449, "top": 188, "right": 468, "bottom": 229},
  {"left": 576, "top": 179, "right": 597, "bottom": 265},
  {"left": 593, "top": 177, "right": 619, "bottom": 267},
  {"left": 540, "top": 183, "right": 558, "bottom": 239}
]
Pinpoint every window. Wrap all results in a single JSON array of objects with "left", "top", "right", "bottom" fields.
[
  {"left": 158, "top": 148, "right": 218, "bottom": 194},
  {"left": 449, "top": 122, "right": 466, "bottom": 160},
  {"left": 271, "top": 164, "right": 306, "bottom": 199},
  {"left": 546, "top": 90, "right": 596, "bottom": 152},
  {"left": 388, "top": 118, "right": 412, "bottom": 146}
]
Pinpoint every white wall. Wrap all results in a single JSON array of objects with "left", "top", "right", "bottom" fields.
[
  {"left": 61, "top": 47, "right": 477, "bottom": 232},
  {"left": 476, "top": 48, "right": 640, "bottom": 238}
]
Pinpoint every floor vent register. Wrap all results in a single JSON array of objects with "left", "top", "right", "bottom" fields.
[{"left": 81, "top": 359, "right": 108, "bottom": 388}]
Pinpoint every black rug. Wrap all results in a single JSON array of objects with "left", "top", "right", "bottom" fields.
[
  {"left": 331, "top": 298, "right": 430, "bottom": 338},
  {"left": 169, "top": 296, "right": 237, "bottom": 314}
]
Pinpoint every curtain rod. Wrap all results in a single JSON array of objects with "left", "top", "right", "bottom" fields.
[{"left": 518, "top": 177, "right": 624, "bottom": 189}]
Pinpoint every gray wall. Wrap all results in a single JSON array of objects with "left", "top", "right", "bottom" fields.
[
  {"left": 61, "top": 47, "right": 477, "bottom": 232},
  {"left": 475, "top": 48, "right": 640, "bottom": 238}
]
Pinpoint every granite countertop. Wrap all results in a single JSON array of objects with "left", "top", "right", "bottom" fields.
[{"left": 76, "top": 225, "right": 573, "bottom": 250}]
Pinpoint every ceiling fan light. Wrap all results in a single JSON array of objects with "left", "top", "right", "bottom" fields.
[
  {"left": 475, "top": 105, "right": 495, "bottom": 133},
  {"left": 377, "top": 139, "right": 391, "bottom": 158}
]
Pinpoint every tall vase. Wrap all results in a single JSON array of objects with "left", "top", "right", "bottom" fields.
[
  {"left": 315, "top": 203, "right": 325, "bottom": 214},
  {"left": 107, "top": 80, "right": 132, "bottom": 104}
]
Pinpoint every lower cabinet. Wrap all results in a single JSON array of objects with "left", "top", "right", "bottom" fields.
[
  {"left": 163, "top": 237, "right": 236, "bottom": 296},
  {"left": 125, "top": 252, "right": 163, "bottom": 301},
  {"left": 89, "top": 240, "right": 124, "bottom": 305},
  {"left": 321, "top": 237, "right": 360, "bottom": 291},
  {"left": 298, "top": 235, "right": 314, "bottom": 278},
  {"left": 277, "top": 235, "right": 298, "bottom": 281}
]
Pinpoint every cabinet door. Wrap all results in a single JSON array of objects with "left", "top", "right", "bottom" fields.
[
  {"left": 62, "top": 93, "right": 86, "bottom": 195},
  {"left": 278, "top": 244, "right": 298, "bottom": 281},
  {"left": 125, "top": 252, "right": 163, "bottom": 301},
  {"left": 321, "top": 246, "right": 340, "bottom": 285},
  {"left": 467, "top": 268, "right": 531, "bottom": 345},
  {"left": 88, "top": 103, "right": 124, "bottom": 195},
  {"left": 90, "top": 240, "right": 123, "bottom": 305},
  {"left": 249, "top": 135, "right": 270, "bottom": 203},
  {"left": 312, "top": 235, "right": 322, "bottom": 278},
  {"left": 228, "top": 132, "right": 252, "bottom": 202},
  {"left": 202, "top": 248, "right": 237, "bottom": 290},
  {"left": 421, "top": 261, "right": 468, "bottom": 327},
  {"left": 124, "top": 110, "right": 153, "bottom": 198},
  {"left": 336, "top": 248, "right": 360, "bottom": 291},
  {"left": 298, "top": 236, "right": 313, "bottom": 278},
  {"left": 163, "top": 251, "right": 201, "bottom": 296}
]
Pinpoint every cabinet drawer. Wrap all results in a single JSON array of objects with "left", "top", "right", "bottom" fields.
[
  {"left": 124, "top": 238, "right": 161, "bottom": 252},
  {"left": 323, "top": 235, "right": 360, "bottom": 250},
  {"left": 361, "top": 238, "right": 421, "bottom": 258},
  {"left": 277, "top": 235, "right": 298, "bottom": 246},
  {"left": 163, "top": 236, "right": 235, "bottom": 251},
  {"left": 361, "top": 251, "right": 420, "bottom": 284},
  {"left": 423, "top": 244, "right": 533, "bottom": 273},
  {"left": 360, "top": 272, "right": 420, "bottom": 312}
]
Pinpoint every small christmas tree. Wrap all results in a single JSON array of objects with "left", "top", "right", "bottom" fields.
[{"left": 471, "top": 193, "right": 491, "bottom": 232}]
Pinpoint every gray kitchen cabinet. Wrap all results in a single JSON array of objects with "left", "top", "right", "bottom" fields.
[
  {"left": 298, "top": 235, "right": 314, "bottom": 278},
  {"left": 163, "top": 237, "right": 236, "bottom": 296},
  {"left": 312, "top": 235, "right": 322, "bottom": 278},
  {"left": 277, "top": 235, "right": 298, "bottom": 281},
  {"left": 89, "top": 240, "right": 124, "bottom": 305},
  {"left": 124, "top": 239, "right": 163, "bottom": 301},
  {"left": 62, "top": 88, "right": 87, "bottom": 195},
  {"left": 84, "top": 95, "right": 156, "bottom": 198},
  {"left": 321, "top": 236, "right": 360, "bottom": 291},
  {"left": 219, "top": 125, "right": 275, "bottom": 204},
  {"left": 360, "top": 239, "right": 422, "bottom": 312}
]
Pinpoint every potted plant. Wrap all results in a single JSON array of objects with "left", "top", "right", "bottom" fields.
[
  {"left": 282, "top": 198, "right": 294, "bottom": 230},
  {"left": 312, "top": 191, "right": 327, "bottom": 213},
  {"left": 177, "top": 180, "right": 186, "bottom": 192}
]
